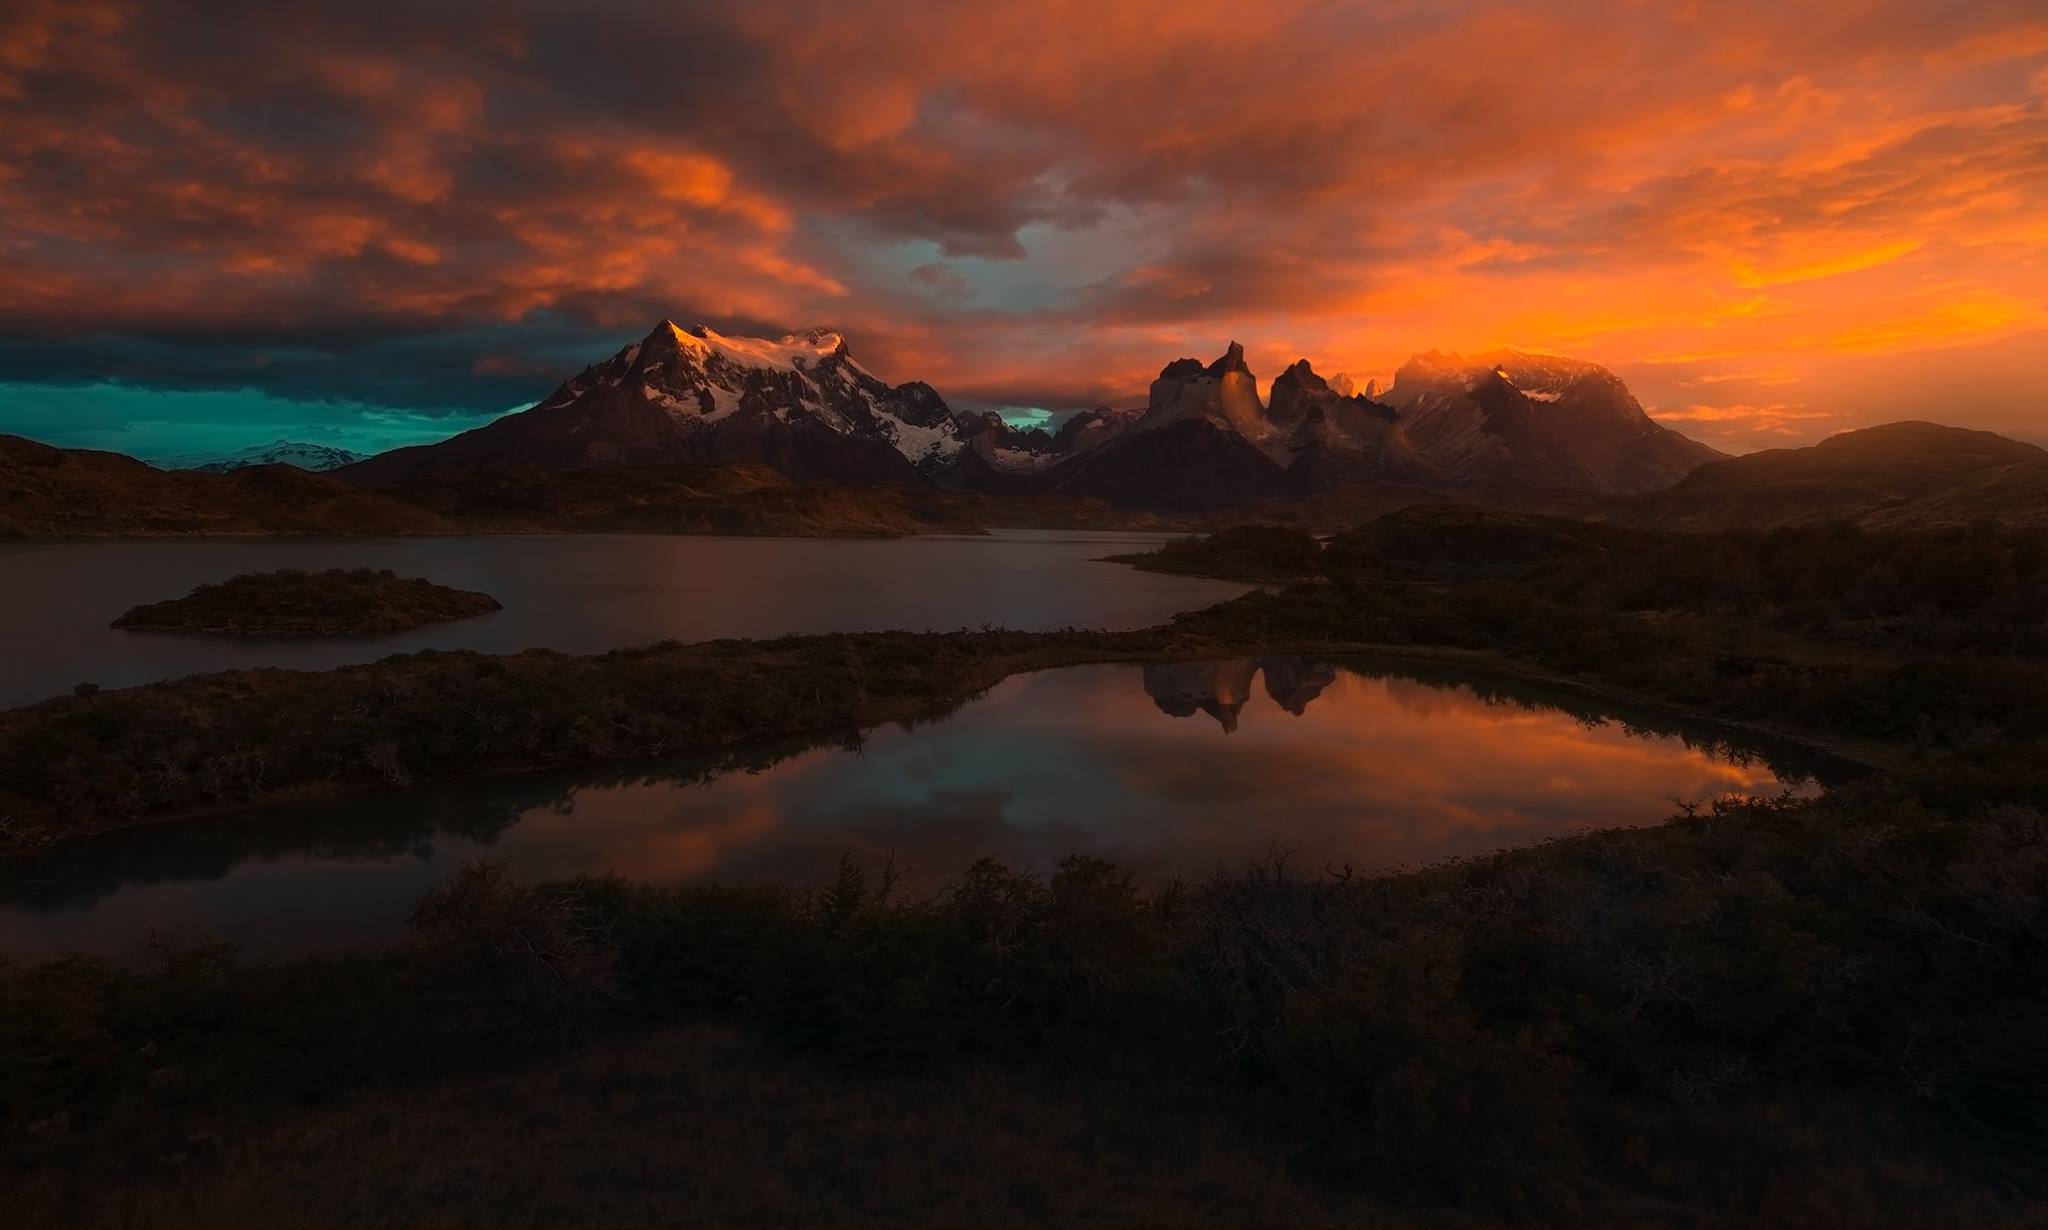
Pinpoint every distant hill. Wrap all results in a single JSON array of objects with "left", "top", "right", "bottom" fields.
[
  {"left": 1607, "top": 422, "right": 2048, "bottom": 531},
  {"left": 0, "top": 434, "right": 457, "bottom": 538},
  {"left": 158, "top": 440, "right": 367, "bottom": 474}
]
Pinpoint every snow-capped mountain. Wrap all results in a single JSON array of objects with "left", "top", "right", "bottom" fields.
[
  {"left": 161, "top": 440, "right": 367, "bottom": 473},
  {"left": 339, "top": 321, "right": 986, "bottom": 487}
]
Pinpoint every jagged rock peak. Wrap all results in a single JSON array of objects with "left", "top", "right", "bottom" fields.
[
  {"left": 1158, "top": 357, "right": 1205, "bottom": 380},
  {"left": 1205, "top": 340, "right": 1251, "bottom": 377},
  {"left": 1273, "top": 359, "right": 1331, "bottom": 395}
]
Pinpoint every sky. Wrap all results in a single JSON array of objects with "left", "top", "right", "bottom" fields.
[{"left": 0, "top": 0, "right": 2044, "bottom": 459}]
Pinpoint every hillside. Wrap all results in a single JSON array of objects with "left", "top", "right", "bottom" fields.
[
  {"left": 0, "top": 434, "right": 458, "bottom": 538},
  {"left": 1608, "top": 422, "right": 2047, "bottom": 531},
  {"left": 1323, "top": 504, "right": 1642, "bottom": 578},
  {"left": 1863, "top": 455, "right": 2048, "bottom": 530}
]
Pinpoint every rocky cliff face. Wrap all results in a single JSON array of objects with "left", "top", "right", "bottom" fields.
[
  {"left": 1045, "top": 345, "right": 1473, "bottom": 510},
  {"left": 1143, "top": 342, "right": 1271, "bottom": 442}
]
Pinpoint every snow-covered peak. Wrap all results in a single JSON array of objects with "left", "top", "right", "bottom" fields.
[
  {"left": 160, "top": 439, "right": 367, "bottom": 473},
  {"left": 537, "top": 319, "right": 973, "bottom": 472},
  {"left": 653, "top": 321, "right": 848, "bottom": 372}
]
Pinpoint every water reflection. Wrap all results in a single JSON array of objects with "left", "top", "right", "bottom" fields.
[
  {"left": 0, "top": 532, "right": 1250, "bottom": 707},
  {"left": 1142, "top": 656, "right": 1338, "bottom": 730},
  {"left": 0, "top": 659, "right": 1856, "bottom": 960}
]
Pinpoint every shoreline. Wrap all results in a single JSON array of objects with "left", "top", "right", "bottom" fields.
[
  {"left": 0, "top": 627, "right": 1897, "bottom": 860},
  {"left": 1, "top": 523, "right": 1203, "bottom": 546}
]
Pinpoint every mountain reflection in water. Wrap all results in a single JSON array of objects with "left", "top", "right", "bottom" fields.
[
  {"left": 1144, "top": 656, "right": 1339, "bottom": 730},
  {"left": 0, "top": 659, "right": 1857, "bottom": 960}
]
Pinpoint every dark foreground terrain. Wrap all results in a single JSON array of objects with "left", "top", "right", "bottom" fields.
[
  {"left": 3, "top": 507, "right": 2045, "bottom": 1226},
  {"left": 110, "top": 569, "right": 502, "bottom": 637},
  {"left": 5, "top": 758, "right": 2042, "bottom": 1227}
]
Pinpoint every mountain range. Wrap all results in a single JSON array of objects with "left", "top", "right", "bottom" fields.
[
  {"left": 158, "top": 440, "right": 367, "bottom": 474},
  {"left": 334, "top": 321, "right": 1723, "bottom": 510},
  {"left": 6, "top": 321, "right": 2044, "bottom": 538}
]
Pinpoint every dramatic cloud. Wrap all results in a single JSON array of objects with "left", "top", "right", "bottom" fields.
[{"left": 0, "top": 0, "right": 2043, "bottom": 453}]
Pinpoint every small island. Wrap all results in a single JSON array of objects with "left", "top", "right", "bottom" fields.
[{"left": 110, "top": 568, "right": 502, "bottom": 637}]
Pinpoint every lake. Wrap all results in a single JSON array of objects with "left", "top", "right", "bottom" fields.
[
  {"left": 0, "top": 530, "right": 1249, "bottom": 708},
  {"left": 0, "top": 657, "right": 1851, "bottom": 961}
]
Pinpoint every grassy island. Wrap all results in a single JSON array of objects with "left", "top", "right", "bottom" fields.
[{"left": 109, "top": 568, "right": 502, "bottom": 638}]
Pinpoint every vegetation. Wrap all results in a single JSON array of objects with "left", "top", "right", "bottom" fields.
[
  {"left": 1135, "top": 510, "right": 2048, "bottom": 750},
  {"left": 1322, "top": 503, "right": 1632, "bottom": 578},
  {"left": 4, "top": 505, "right": 2047, "bottom": 1224},
  {"left": 110, "top": 569, "right": 503, "bottom": 637},
  {"left": 1104, "top": 524, "right": 1325, "bottom": 579},
  {"left": 4, "top": 754, "right": 2044, "bottom": 1226},
  {"left": 0, "top": 629, "right": 1211, "bottom": 852}
]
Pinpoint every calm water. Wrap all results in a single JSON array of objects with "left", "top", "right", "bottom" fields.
[
  {"left": 0, "top": 531, "right": 1249, "bottom": 708},
  {"left": 0, "top": 658, "right": 1850, "bottom": 961}
]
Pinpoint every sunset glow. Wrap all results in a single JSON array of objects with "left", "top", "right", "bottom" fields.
[{"left": 1, "top": 0, "right": 2043, "bottom": 455}]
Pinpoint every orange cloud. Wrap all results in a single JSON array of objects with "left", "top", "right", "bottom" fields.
[{"left": 0, "top": 0, "right": 2042, "bottom": 449}]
